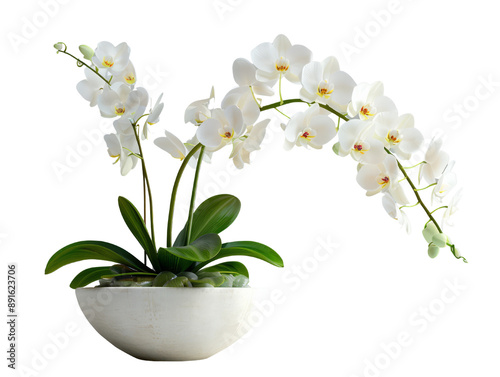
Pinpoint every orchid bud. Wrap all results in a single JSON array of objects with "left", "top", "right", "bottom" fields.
[
  {"left": 428, "top": 243, "right": 440, "bottom": 258},
  {"left": 79, "top": 45, "right": 94, "bottom": 60}
]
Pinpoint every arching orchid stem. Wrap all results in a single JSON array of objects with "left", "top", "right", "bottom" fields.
[
  {"left": 385, "top": 148, "right": 443, "bottom": 234},
  {"left": 57, "top": 49, "right": 112, "bottom": 86},
  {"left": 186, "top": 146, "right": 205, "bottom": 244},
  {"left": 167, "top": 143, "right": 203, "bottom": 247}
]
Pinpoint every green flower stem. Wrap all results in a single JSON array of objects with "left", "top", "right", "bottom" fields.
[
  {"left": 415, "top": 183, "right": 437, "bottom": 191},
  {"left": 260, "top": 98, "right": 350, "bottom": 121},
  {"left": 430, "top": 205, "right": 448, "bottom": 215},
  {"left": 57, "top": 50, "right": 111, "bottom": 86},
  {"left": 384, "top": 148, "right": 443, "bottom": 234},
  {"left": 167, "top": 143, "right": 203, "bottom": 247},
  {"left": 186, "top": 146, "right": 205, "bottom": 245},
  {"left": 404, "top": 161, "right": 427, "bottom": 169},
  {"left": 132, "top": 124, "right": 156, "bottom": 255}
]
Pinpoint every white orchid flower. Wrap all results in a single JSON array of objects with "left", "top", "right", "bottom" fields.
[
  {"left": 142, "top": 94, "right": 165, "bottom": 139},
  {"left": 91, "top": 41, "right": 131, "bottom": 75},
  {"left": 230, "top": 119, "right": 270, "bottom": 169},
  {"left": 112, "top": 60, "right": 137, "bottom": 87},
  {"left": 419, "top": 137, "right": 450, "bottom": 185},
  {"left": 222, "top": 58, "right": 273, "bottom": 125},
  {"left": 356, "top": 155, "right": 409, "bottom": 203},
  {"left": 347, "top": 81, "right": 397, "bottom": 121},
  {"left": 382, "top": 193, "right": 411, "bottom": 233},
  {"left": 112, "top": 87, "right": 149, "bottom": 135},
  {"left": 432, "top": 161, "right": 457, "bottom": 203},
  {"left": 251, "top": 34, "right": 312, "bottom": 85},
  {"left": 76, "top": 67, "right": 105, "bottom": 107},
  {"left": 374, "top": 112, "right": 423, "bottom": 160},
  {"left": 284, "top": 104, "right": 336, "bottom": 150},
  {"left": 337, "top": 119, "right": 386, "bottom": 164},
  {"left": 154, "top": 130, "right": 187, "bottom": 160},
  {"left": 196, "top": 106, "right": 244, "bottom": 149},
  {"left": 442, "top": 188, "right": 462, "bottom": 227},
  {"left": 184, "top": 87, "right": 215, "bottom": 126},
  {"left": 300, "top": 56, "right": 356, "bottom": 112},
  {"left": 104, "top": 133, "right": 139, "bottom": 176},
  {"left": 97, "top": 82, "right": 133, "bottom": 118}
]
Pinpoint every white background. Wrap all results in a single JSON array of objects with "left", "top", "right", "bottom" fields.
[{"left": 1, "top": 0, "right": 499, "bottom": 376}]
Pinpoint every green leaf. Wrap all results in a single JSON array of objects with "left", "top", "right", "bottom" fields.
[
  {"left": 199, "top": 261, "right": 249, "bottom": 278},
  {"left": 174, "top": 194, "right": 241, "bottom": 246},
  {"left": 118, "top": 196, "right": 160, "bottom": 271},
  {"left": 70, "top": 266, "right": 114, "bottom": 289},
  {"left": 160, "top": 233, "right": 221, "bottom": 264},
  {"left": 101, "top": 272, "right": 157, "bottom": 279},
  {"left": 157, "top": 250, "right": 193, "bottom": 274},
  {"left": 45, "top": 240, "right": 154, "bottom": 275},
  {"left": 193, "top": 241, "right": 283, "bottom": 271}
]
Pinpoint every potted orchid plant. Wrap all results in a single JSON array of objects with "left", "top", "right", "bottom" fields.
[{"left": 46, "top": 34, "right": 465, "bottom": 361}]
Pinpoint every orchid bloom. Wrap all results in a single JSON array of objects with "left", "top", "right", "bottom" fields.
[
  {"left": 76, "top": 67, "right": 105, "bottom": 107},
  {"left": 356, "top": 155, "right": 408, "bottom": 204},
  {"left": 419, "top": 137, "right": 450, "bottom": 185},
  {"left": 196, "top": 106, "right": 244, "bottom": 149},
  {"left": 154, "top": 130, "right": 187, "bottom": 160},
  {"left": 300, "top": 56, "right": 356, "bottom": 112},
  {"left": 143, "top": 94, "right": 165, "bottom": 139},
  {"left": 222, "top": 58, "right": 273, "bottom": 125},
  {"left": 284, "top": 104, "right": 336, "bottom": 150},
  {"left": 382, "top": 193, "right": 411, "bottom": 233},
  {"left": 113, "top": 60, "right": 137, "bottom": 87},
  {"left": 375, "top": 112, "right": 423, "bottom": 160},
  {"left": 442, "top": 188, "right": 462, "bottom": 227},
  {"left": 337, "top": 119, "right": 386, "bottom": 164},
  {"left": 432, "top": 161, "right": 457, "bottom": 203},
  {"left": 91, "top": 41, "right": 131, "bottom": 75},
  {"left": 184, "top": 87, "right": 215, "bottom": 126},
  {"left": 347, "top": 81, "right": 397, "bottom": 121},
  {"left": 251, "top": 34, "right": 312, "bottom": 85},
  {"left": 112, "top": 87, "right": 149, "bottom": 135},
  {"left": 97, "top": 83, "right": 133, "bottom": 118},
  {"left": 230, "top": 119, "right": 270, "bottom": 169},
  {"left": 104, "top": 133, "right": 139, "bottom": 176}
]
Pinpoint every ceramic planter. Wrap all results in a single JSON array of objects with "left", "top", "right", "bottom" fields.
[{"left": 76, "top": 287, "right": 253, "bottom": 361}]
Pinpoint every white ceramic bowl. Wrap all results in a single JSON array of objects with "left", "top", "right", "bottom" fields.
[{"left": 76, "top": 287, "right": 253, "bottom": 361}]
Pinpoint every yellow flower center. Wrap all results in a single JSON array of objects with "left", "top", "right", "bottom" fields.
[
  {"left": 115, "top": 105, "right": 126, "bottom": 115},
  {"left": 377, "top": 174, "right": 390, "bottom": 188},
  {"left": 220, "top": 129, "right": 235, "bottom": 139},
  {"left": 124, "top": 74, "right": 136, "bottom": 85},
  {"left": 102, "top": 56, "right": 114, "bottom": 68},
  {"left": 317, "top": 80, "right": 334, "bottom": 98},
  {"left": 360, "top": 105, "right": 375, "bottom": 120},
  {"left": 275, "top": 56, "right": 290, "bottom": 72},
  {"left": 386, "top": 130, "right": 401, "bottom": 144}
]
